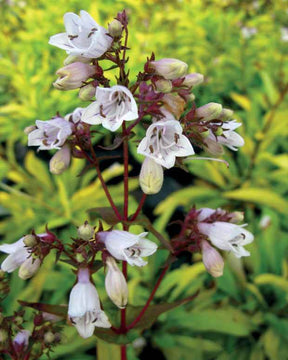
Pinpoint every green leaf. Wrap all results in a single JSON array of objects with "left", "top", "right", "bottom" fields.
[
  {"left": 96, "top": 339, "right": 121, "bottom": 360},
  {"left": 223, "top": 188, "right": 288, "bottom": 214},
  {"left": 19, "top": 300, "right": 67, "bottom": 318}
]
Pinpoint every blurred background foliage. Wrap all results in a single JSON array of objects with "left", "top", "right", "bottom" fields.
[{"left": 1, "top": 0, "right": 288, "bottom": 359}]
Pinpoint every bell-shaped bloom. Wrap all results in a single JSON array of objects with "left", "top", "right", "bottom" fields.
[
  {"left": 201, "top": 240, "right": 224, "bottom": 277},
  {"left": 49, "top": 144, "right": 71, "bottom": 175},
  {"left": 105, "top": 256, "right": 128, "bottom": 309},
  {"left": 198, "top": 221, "right": 254, "bottom": 258},
  {"left": 139, "top": 157, "right": 164, "bottom": 194},
  {"left": 206, "top": 120, "right": 244, "bottom": 152},
  {"left": 53, "top": 62, "right": 95, "bottom": 90},
  {"left": 81, "top": 85, "right": 138, "bottom": 131},
  {"left": 99, "top": 230, "right": 157, "bottom": 267},
  {"left": 150, "top": 58, "right": 188, "bottom": 80},
  {"left": 137, "top": 120, "right": 194, "bottom": 169},
  {"left": 27, "top": 116, "right": 72, "bottom": 150},
  {"left": 68, "top": 268, "right": 111, "bottom": 338},
  {"left": 49, "top": 10, "right": 112, "bottom": 59}
]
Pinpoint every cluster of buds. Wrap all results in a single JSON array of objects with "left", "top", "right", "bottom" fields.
[
  {"left": 172, "top": 207, "right": 253, "bottom": 277},
  {"left": 0, "top": 310, "right": 61, "bottom": 359}
]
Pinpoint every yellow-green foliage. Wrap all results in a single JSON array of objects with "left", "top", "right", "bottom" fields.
[{"left": 1, "top": 0, "right": 288, "bottom": 359}]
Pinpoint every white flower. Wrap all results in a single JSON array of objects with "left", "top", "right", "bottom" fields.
[
  {"left": 281, "top": 27, "right": 288, "bottom": 42},
  {"left": 64, "top": 107, "right": 84, "bottom": 124},
  {"left": 13, "top": 330, "right": 30, "bottom": 349},
  {"left": 99, "top": 230, "right": 157, "bottom": 267},
  {"left": 137, "top": 120, "right": 194, "bottom": 169},
  {"left": 0, "top": 235, "right": 45, "bottom": 277},
  {"left": 49, "top": 10, "right": 112, "bottom": 58},
  {"left": 68, "top": 268, "right": 111, "bottom": 338},
  {"left": 206, "top": 120, "right": 244, "bottom": 152},
  {"left": 28, "top": 116, "right": 72, "bottom": 150},
  {"left": 198, "top": 222, "right": 254, "bottom": 258},
  {"left": 105, "top": 256, "right": 128, "bottom": 309},
  {"left": 201, "top": 240, "right": 224, "bottom": 278},
  {"left": 81, "top": 85, "right": 138, "bottom": 131},
  {"left": 139, "top": 157, "right": 164, "bottom": 194}
]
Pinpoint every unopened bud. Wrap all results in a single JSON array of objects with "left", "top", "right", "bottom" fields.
[
  {"left": 229, "top": 211, "right": 244, "bottom": 224},
  {"left": 13, "top": 330, "right": 30, "bottom": 349},
  {"left": 183, "top": 73, "right": 204, "bottom": 87},
  {"left": 155, "top": 79, "right": 172, "bottom": 93},
  {"left": 201, "top": 240, "right": 224, "bottom": 278},
  {"left": 23, "top": 235, "right": 37, "bottom": 247},
  {"left": 49, "top": 145, "right": 71, "bottom": 175},
  {"left": 139, "top": 157, "right": 164, "bottom": 195},
  {"left": 105, "top": 257, "right": 128, "bottom": 309},
  {"left": 196, "top": 102, "right": 222, "bottom": 121},
  {"left": 218, "top": 108, "right": 234, "bottom": 121},
  {"left": 53, "top": 62, "right": 95, "bottom": 90},
  {"left": 108, "top": 19, "right": 123, "bottom": 37},
  {"left": 77, "top": 222, "right": 94, "bottom": 241},
  {"left": 64, "top": 55, "right": 92, "bottom": 66},
  {"left": 259, "top": 215, "right": 271, "bottom": 230},
  {"left": 18, "top": 257, "right": 41, "bottom": 280},
  {"left": 162, "top": 93, "right": 186, "bottom": 119},
  {"left": 24, "top": 125, "right": 37, "bottom": 135},
  {"left": 150, "top": 58, "right": 188, "bottom": 80},
  {"left": 0, "top": 329, "right": 8, "bottom": 343},
  {"left": 185, "top": 93, "right": 195, "bottom": 102},
  {"left": 14, "top": 316, "right": 23, "bottom": 325},
  {"left": 44, "top": 331, "right": 55, "bottom": 344},
  {"left": 79, "top": 83, "right": 96, "bottom": 101}
]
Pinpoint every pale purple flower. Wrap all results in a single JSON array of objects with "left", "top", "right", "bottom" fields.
[
  {"left": 13, "top": 330, "right": 30, "bottom": 349},
  {"left": 137, "top": 120, "right": 194, "bottom": 169},
  {"left": 99, "top": 230, "right": 157, "bottom": 267},
  {"left": 198, "top": 221, "right": 254, "bottom": 258},
  {"left": 28, "top": 116, "right": 72, "bottom": 150},
  {"left": 68, "top": 268, "right": 111, "bottom": 338},
  {"left": 81, "top": 85, "right": 138, "bottom": 131},
  {"left": 49, "top": 10, "right": 112, "bottom": 58}
]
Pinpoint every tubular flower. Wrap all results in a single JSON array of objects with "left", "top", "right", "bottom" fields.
[
  {"left": 105, "top": 256, "right": 128, "bottom": 309},
  {"left": 198, "top": 221, "right": 254, "bottom": 258},
  {"left": 205, "top": 120, "right": 244, "bottom": 152},
  {"left": 53, "top": 62, "right": 95, "bottom": 90},
  {"left": 27, "top": 116, "right": 72, "bottom": 150},
  {"left": 99, "top": 230, "right": 157, "bottom": 267},
  {"left": 137, "top": 120, "right": 194, "bottom": 169},
  {"left": 13, "top": 330, "right": 30, "bottom": 350},
  {"left": 81, "top": 85, "right": 138, "bottom": 131},
  {"left": 49, "top": 10, "right": 112, "bottom": 58},
  {"left": 68, "top": 268, "right": 111, "bottom": 338}
]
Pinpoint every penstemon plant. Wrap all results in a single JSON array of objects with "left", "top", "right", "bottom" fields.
[{"left": 0, "top": 9, "right": 254, "bottom": 360}]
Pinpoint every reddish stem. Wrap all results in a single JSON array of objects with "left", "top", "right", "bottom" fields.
[
  {"left": 130, "top": 193, "right": 147, "bottom": 221},
  {"left": 126, "top": 264, "right": 169, "bottom": 330},
  {"left": 120, "top": 345, "right": 127, "bottom": 360}
]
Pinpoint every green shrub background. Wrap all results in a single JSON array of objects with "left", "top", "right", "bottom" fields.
[{"left": 1, "top": 0, "right": 288, "bottom": 359}]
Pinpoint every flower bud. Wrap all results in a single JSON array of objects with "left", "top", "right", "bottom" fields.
[
  {"left": 49, "top": 145, "right": 71, "bottom": 175},
  {"left": 196, "top": 102, "right": 223, "bottom": 121},
  {"left": 215, "top": 127, "right": 223, "bottom": 136},
  {"left": 79, "top": 83, "right": 96, "bottom": 101},
  {"left": 108, "top": 19, "right": 123, "bottom": 38},
  {"left": 44, "top": 331, "right": 55, "bottom": 344},
  {"left": 229, "top": 211, "right": 244, "bottom": 224},
  {"left": 105, "top": 257, "right": 128, "bottom": 309},
  {"left": 14, "top": 316, "right": 23, "bottom": 325},
  {"left": 13, "top": 330, "right": 30, "bottom": 349},
  {"left": 155, "top": 79, "right": 172, "bottom": 93},
  {"left": 53, "top": 62, "right": 95, "bottom": 90},
  {"left": 139, "top": 157, "right": 164, "bottom": 195},
  {"left": 77, "top": 222, "right": 94, "bottom": 241},
  {"left": 183, "top": 73, "right": 204, "bottom": 87},
  {"left": 64, "top": 55, "right": 92, "bottom": 65},
  {"left": 201, "top": 240, "right": 224, "bottom": 278},
  {"left": 162, "top": 93, "right": 186, "bottom": 119},
  {"left": 23, "top": 235, "right": 37, "bottom": 247},
  {"left": 24, "top": 125, "right": 37, "bottom": 135},
  {"left": 0, "top": 329, "right": 8, "bottom": 343},
  {"left": 150, "top": 58, "right": 188, "bottom": 80},
  {"left": 259, "top": 215, "right": 271, "bottom": 230},
  {"left": 18, "top": 257, "right": 41, "bottom": 280},
  {"left": 218, "top": 108, "right": 234, "bottom": 121}
]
